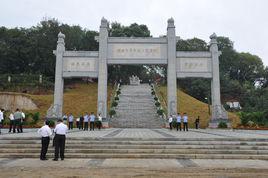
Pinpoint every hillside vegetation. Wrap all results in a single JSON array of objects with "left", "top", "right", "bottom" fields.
[
  {"left": 6, "top": 83, "right": 239, "bottom": 128},
  {"left": 156, "top": 85, "right": 240, "bottom": 128},
  {"left": 28, "top": 83, "right": 113, "bottom": 119}
]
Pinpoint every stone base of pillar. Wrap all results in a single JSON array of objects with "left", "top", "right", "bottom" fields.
[
  {"left": 208, "top": 105, "right": 231, "bottom": 128},
  {"left": 102, "top": 121, "right": 109, "bottom": 128},
  {"left": 208, "top": 118, "right": 231, "bottom": 128},
  {"left": 46, "top": 104, "right": 61, "bottom": 119}
]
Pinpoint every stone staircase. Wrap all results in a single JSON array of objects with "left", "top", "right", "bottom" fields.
[
  {"left": 1, "top": 137, "right": 268, "bottom": 159},
  {"left": 109, "top": 84, "right": 164, "bottom": 128}
]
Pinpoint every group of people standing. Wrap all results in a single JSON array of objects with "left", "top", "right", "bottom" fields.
[
  {"left": 168, "top": 113, "right": 200, "bottom": 131},
  {"left": 38, "top": 118, "right": 68, "bottom": 161},
  {"left": 37, "top": 111, "right": 103, "bottom": 161},
  {"left": 0, "top": 108, "right": 25, "bottom": 134},
  {"left": 63, "top": 112, "right": 102, "bottom": 131}
]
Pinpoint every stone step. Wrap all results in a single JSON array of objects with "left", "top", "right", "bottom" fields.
[
  {"left": 2, "top": 140, "right": 268, "bottom": 145},
  {"left": 1, "top": 148, "right": 268, "bottom": 155},
  {"left": 112, "top": 84, "right": 161, "bottom": 128},
  {"left": 115, "top": 111, "right": 157, "bottom": 114},
  {"left": 1, "top": 144, "right": 268, "bottom": 150},
  {"left": 1, "top": 153, "right": 268, "bottom": 160},
  {"left": 116, "top": 105, "right": 156, "bottom": 109},
  {"left": 1, "top": 137, "right": 268, "bottom": 142}
]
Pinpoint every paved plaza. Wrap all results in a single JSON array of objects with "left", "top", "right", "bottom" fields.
[
  {"left": 1, "top": 128, "right": 268, "bottom": 177},
  {"left": 1, "top": 127, "right": 268, "bottom": 139}
]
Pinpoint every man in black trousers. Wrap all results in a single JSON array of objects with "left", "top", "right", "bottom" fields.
[
  {"left": 183, "top": 113, "right": 189, "bottom": 131},
  {"left": 53, "top": 119, "right": 68, "bottom": 161},
  {"left": 37, "top": 120, "right": 52, "bottom": 160},
  {"left": 79, "top": 115, "right": 84, "bottom": 130}
]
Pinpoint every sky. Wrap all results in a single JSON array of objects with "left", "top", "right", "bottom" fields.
[{"left": 1, "top": 0, "right": 268, "bottom": 66}]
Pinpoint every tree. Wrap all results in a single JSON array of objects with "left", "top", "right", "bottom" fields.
[
  {"left": 0, "top": 18, "right": 99, "bottom": 78},
  {"left": 176, "top": 38, "right": 208, "bottom": 51},
  {"left": 236, "top": 52, "right": 265, "bottom": 84}
]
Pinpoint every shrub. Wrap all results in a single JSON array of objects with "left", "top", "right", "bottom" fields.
[
  {"left": 154, "top": 96, "right": 158, "bottom": 101},
  {"left": 109, "top": 109, "right": 116, "bottom": 117},
  {"left": 239, "top": 111, "right": 266, "bottom": 126},
  {"left": 218, "top": 121, "right": 228, "bottom": 128},
  {"left": 223, "top": 103, "right": 231, "bottom": 111},
  {"left": 155, "top": 101, "right": 160, "bottom": 107},
  {"left": 172, "top": 121, "right": 177, "bottom": 128},
  {"left": 22, "top": 112, "right": 33, "bottom": 126},
  {"left": 151, "top": 91, "right": 155, "bottom": 95},
  {"left": 112, "top": 101, "right": 118, "bottom": 107},
  {"left": 247, "top": 120, "right": 257, "bottom": 127},
  {"left": 32, "top": 112, "right": 40, "bottom": 125},
  {"left": 116, "top": 90, "right": 121, "bottom": 95},
  {"left": 47, "top": 119, "right": 55, "bottom": 127},
  {"left": 114, "top": 96, "right": 119, "bottom": 101},
  {"left": 157, "top": 108, "right": 164, "bottom": 116},
  {"left": 25, "top": 113, "right": 33, "bottom": 119}
]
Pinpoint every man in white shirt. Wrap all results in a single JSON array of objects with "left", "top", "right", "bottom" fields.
[
  {"left": 13, "top": 108, "right": 22, "bottom": 133},
  {"left": 9, "top": 112, "right": 14, "bottom": 133},
  {"left": 168, "top": 115, "right": 173, "bottom": 130},
  {"left": 38, "top": 120, "right": 52, "bottom": 160},
  {"left": 53, "top": 119, "right": 68, "bottom": 161},
  {"left": 176, "top": 113, "right": 182, "bottom": 131},
  {"left": 62, "top": 114, "right": 67, "bottom": 124},
  {"left": 68, "top": 113, "right": 74, "bottom": 130},
  {"left": 0, "top": 109, "right": 4, "bottom": 134},
  {"left": 89, "top": 112, "right": 95, "bottom": 131},
  {"left": 183, "top": 113, "right": 189, "bottom": 131},
  {"left": 83, "top": 113, "right": 89, "bottom": 131}
]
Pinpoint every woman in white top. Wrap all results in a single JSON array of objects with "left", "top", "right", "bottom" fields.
[
  {"left": 97, "top": 113, "right": 102, "bottom": 130},
  {"left": 9, "top": 112, "right": 14, "bottom": 133},
  {"left": 168, "top": 115, "right": 173, "bottom": 130},
  {"left": 76, "top": 118, "right": 80, "bottom": 128},
  {"left": 0, "top": 109, "right": 4, "bottom": 134}
]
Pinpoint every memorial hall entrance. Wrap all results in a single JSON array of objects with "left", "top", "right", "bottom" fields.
[{"left": 48, "top": 17, "right": 229, "bottom": 128}]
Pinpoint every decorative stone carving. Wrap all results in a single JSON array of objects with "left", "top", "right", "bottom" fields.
[
  {"left": 129, "top": 75, "right": 140, "bottom": 85},
  {"left": 46, "top": 104, "right": 61, "bottom": 119}
]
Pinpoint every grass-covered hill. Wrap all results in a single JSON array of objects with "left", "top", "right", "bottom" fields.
[
  {"left": 157, "top": 86, "right": 240, "bottom": 128},
  {"left": 29, "top": 83, "right": 113, "bottom": 119}
]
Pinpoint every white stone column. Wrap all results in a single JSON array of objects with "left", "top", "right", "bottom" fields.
[
  {"left": 53, "top": 32, "right": 65, "bottom": 118},
  {"left": 97, "top": 18, "right": 108, "bottom": 118},
  {"left": 209, "top": 33, "right": 229, "bottom": 128},
  {"left": 167, "top": 18, "right": 177, "bottom": 116}
]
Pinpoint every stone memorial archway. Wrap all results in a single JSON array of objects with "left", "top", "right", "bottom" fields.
[{"left": 47, "top": 18, "right": 229, "bottom": 128}]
